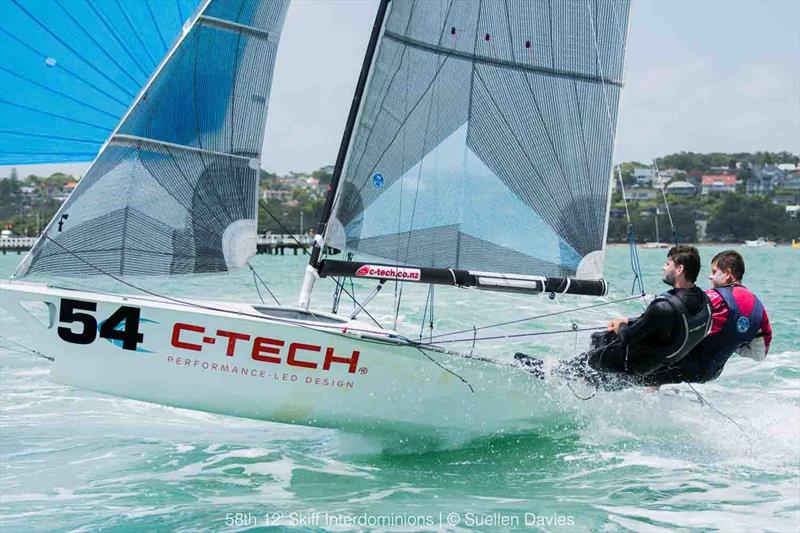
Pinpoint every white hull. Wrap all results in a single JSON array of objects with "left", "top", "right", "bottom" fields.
[
  {"left": 743, "top": 238, "right": 775, "bottom": 247},
  {"left": 0, "top": 281, "right": 561, "bottom": 438}
]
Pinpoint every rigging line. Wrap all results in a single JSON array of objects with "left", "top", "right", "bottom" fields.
[
  {"left": 329, "top": 276, "right": 383, "bottom": 329},
  {"left": 0, "top": 335, "right": 54, "bottom": 362},
  {"left": 566, "top": 378, "right": 597, "bottom": 400},
  {"left": 617, "top": 164, "right": 645, "bottom": 295},
  {"left": 616, "top": 164, "right": 631, "bottom": 222},
  {"left": 263, "top": 202, "right": 372, "bottom": 324},
  {"left": 419, "top": 285, "right": 431, "bottom": 340},
  {"left": 585, "top": 0, "right": 616, "bottom": 129},
  {"left": 10, "top": 0, "right": 136, "bottom": 99},
  {"left": 251, "top": 268, "right": 265, "bottom": 303},
  {"left": 54, "top": 0, "right": 143, "bottom": 88},
  {"left": 428, "top": 293, "right": 645, "bottom": 341},
  {"left": 349, "top": 276, "right": 357, "bottom": 312},
  {"left": 354, "top": 55, "right": 453, "bottom": 198},
  {"left": 429, "top": 285, "right": 434, "bottom": 342},
  {"left": 0, "top": 100, "right": 111, "bottom": 132},
  {"left": 258, "top": 200, "right": 311, "bottom": 254},
  {"left": 414, "top": 345, "right": 474, "bottom": 393},
  {"left": 247, "top": 262, "right": 280, "bottom": 305},
  {"left": 686, "top": 383, "right": 752, "bottom": 443},
  {"left": 424, "top": 325, "right": 605, "bottom": 345},
  {"left": 344, "top": 0, "right": 419, "bottom": 190},
  {"left": 393, "top": 30, "right": 444, "bottom": 332},
  {"left": 38, "top": 234, "right": 396, "bottom": 343},
  {"left": 652, "top": 158, "right": 678, "bottom": 245},
  {"left": 0, "top": 345, "right": 36, "bottom": 356}
]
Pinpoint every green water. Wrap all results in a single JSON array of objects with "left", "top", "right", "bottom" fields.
[{"left": 1, "top": 246, "right": 798, "bottom": 531}]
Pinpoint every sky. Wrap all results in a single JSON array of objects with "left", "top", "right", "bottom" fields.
[{"left": 3, "top": 0, "right": 799, "bottom": 178}]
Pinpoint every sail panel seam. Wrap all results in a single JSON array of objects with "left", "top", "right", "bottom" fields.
[{"left": 383, "top": 30, "right": 624, "bottom": 88}]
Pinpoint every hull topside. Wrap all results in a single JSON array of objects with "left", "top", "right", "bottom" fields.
[{"left": 0, "top": 280, "right": 562, "bottom": 437}]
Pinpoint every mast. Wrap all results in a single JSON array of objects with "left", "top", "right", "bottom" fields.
[
  {"left": 308, "top": 0, "right": 391, "bottom": 270},
  {"left": 299, "top": 0, "right": 390, "bottom": 308},
  {"left": 655, "top": 208, "right": 660, "bottom": 243}
]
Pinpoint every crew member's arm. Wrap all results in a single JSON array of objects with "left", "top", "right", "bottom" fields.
[
  {"left": 760, "top": 307, "right": 772, "bottom": 354},
  {"left": 617, "top": 300, "right": 672, "bottom": 345},
  {"left": 706, "top": 289, "right": 728, "bottom": 336},
  {"left": 739, "top": 306, "right": 772, "bottom": 361}
]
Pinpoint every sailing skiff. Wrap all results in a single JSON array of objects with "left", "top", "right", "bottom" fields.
[{"left": 0, "top": 0, "right": 631, "bottom": 436}]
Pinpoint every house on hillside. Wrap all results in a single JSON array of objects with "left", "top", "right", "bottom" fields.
[
  {"left": 633, "top": 168, "right": 656, "bottom": 186},
  {"left": 261, "top": 189, "right": 292, "bottom": 202},
  {"left": 772, "top": 174, "right": 800, "bottom": 205},
  {"left": 665, "top": 180, "right": 696, "bottom": 197},
  {"left": 686, "top": 170, "right": 703, "bottom": 186},
  {"left": 658, "top": 168, "right": 681, "bottom": 180},
  {"left": 627, "top": 187, "right": 657, "bottom": 201},
  {"left": 747, "top": 174, "right": 774, "bottom": 195},
  {"left": 701, "top": 175, "right": 737, "bottom": 195}
]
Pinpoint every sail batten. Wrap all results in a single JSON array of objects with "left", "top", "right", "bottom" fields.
[
  {"left": 320, "top": 0, "right": 631, "bottom": 282},
  {"left": 111, "top": 134, "right": 258, "bottom": 161},
  {"left": 197, "top": 15, "right": 279, "bottom": 41}
]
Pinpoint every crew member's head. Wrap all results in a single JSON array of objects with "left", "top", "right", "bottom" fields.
[
  {"left": 663, "top": 245, "right": 701, "bottom": 287},
  {"left": 709, "top": 250, "right": 744, "bottom": 287}
]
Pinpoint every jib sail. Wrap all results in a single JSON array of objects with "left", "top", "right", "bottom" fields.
[{"left": 10, "top": 0, "right": 290, "bottom": 278}]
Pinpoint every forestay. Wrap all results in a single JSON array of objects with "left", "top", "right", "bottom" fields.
[
  {"left": 12, "top": 0, "right": 290, "bottom": 279},
  {"left": 324, "top": 0, "right": 631, "bottom": 280}
]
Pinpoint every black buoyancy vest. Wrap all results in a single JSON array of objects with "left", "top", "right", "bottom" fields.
[
  {"left": 689, "top": 285, "right": 765, "bottom": 381},
  {"left": 654, "top": 290, "right": 712, "bottom": 364}
]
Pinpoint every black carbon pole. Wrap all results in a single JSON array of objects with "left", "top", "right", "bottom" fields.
[{"left": 308, "top": 0, "right": 391, "bottom": 268}]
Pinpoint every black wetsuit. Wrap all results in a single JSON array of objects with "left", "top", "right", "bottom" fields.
[{"left": 551, "top": 286, "right": 711, "bottom": 390}]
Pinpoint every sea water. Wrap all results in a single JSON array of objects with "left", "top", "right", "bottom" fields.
[{"left": 1, "top": 246, "right": 798, "bottom": 531}]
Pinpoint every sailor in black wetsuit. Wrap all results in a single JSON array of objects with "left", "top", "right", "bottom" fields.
[{"left": 516, "top": 246, "right": 712, "bottom": 390}]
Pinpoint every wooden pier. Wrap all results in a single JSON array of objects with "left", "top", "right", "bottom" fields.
[{"left": 1, "top": 235, "right": 319, "bottom": 255}]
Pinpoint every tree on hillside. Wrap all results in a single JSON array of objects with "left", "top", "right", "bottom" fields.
[{"left": 706, "top": 195, "right": 799, "bottom": 241}]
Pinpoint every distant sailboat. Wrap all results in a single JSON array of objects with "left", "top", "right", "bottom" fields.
[
  {"left": 743, "top": 237, "right": 776, "bottom": 247},
  {"left": 642, "top": 208, "right": 670, "bottom": 249},
  {"left": 1, "top": 0, "right": 632, "bottom": 437}
]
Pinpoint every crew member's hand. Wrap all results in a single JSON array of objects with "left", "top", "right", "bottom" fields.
[{"left": 607, "top": 318, "right": 628, "bottom": 334}]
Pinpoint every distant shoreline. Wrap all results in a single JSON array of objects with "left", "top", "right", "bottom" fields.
[{"left": 606, "top": 242, "right": 796, "bottom": 247}]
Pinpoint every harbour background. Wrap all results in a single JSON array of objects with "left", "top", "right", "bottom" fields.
[{"left": 1, "top": 245, "right": 798, "bottom": 531}]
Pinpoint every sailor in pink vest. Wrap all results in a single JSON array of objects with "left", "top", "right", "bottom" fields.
[{"left": 645, "top": 250, "right": 772, "bottom": 384}]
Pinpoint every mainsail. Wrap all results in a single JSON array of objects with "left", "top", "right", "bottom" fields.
[
  {"left": 10, "top": 0, "right": 291, "bottom": 278},
  {"left": 316, "top": 0, "right": 631, "bottom": 288}
]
